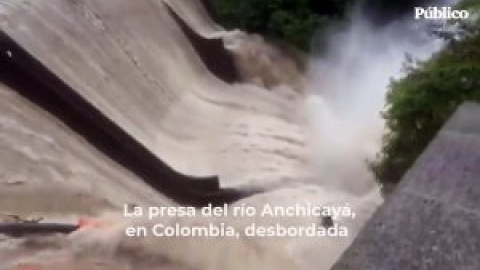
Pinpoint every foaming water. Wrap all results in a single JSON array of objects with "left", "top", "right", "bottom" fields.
[{"left": 305, "top": 9, "right": 445, "bottom": 196}]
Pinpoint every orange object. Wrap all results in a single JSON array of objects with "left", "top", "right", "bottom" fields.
[{"left": 76, "top": 217, "right": 111, "bottom": 229}]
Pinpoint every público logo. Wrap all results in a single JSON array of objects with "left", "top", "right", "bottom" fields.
[{"left": 414, "top": 6, "right": 470, "bottom": 20}]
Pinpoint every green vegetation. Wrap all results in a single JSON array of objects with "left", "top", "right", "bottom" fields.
[
  {"left": 371, "top": 3, "right": 480, "bottom": 194},
  {"left": 209, "top": 0, "right": 429, "bottom": 50},
  {"left": 210, "top": 0, "right": 354, "bottom": 51}
]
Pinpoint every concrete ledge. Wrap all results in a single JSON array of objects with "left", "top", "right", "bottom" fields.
[{"left": 332, "top": 102, "right": 480, "bottom": 270}]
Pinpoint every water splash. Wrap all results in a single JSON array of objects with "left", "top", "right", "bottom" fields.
[{"left": 304, "top": 7, "right": 445, "bottom": 196}]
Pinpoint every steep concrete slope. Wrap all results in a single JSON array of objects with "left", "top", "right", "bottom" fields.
[
  {"left": 0, "top": 80, "right": 169, "bottom": 218},
  {"left": 0, "top": 30, "right": 248, "bottom": 206},
  {"left": 1, "top": 0, "right": 219, "bottom": 176},
  {"left": 0, "top": 0, "right": 309, "bottom": 190}
]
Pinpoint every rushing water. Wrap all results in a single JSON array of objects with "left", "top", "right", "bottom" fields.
[
  {"left": 305, "top": 5, "right": 446, "bottom": 197},
  {"left": 295, "top": 5, "right": 457, "bottom": 268}
]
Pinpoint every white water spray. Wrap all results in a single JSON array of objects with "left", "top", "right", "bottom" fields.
[{"left": 305, "top": 9, "right": 445, "bottom": 197}]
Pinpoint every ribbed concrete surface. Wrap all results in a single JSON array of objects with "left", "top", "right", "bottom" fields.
[{"left": 332, "top": 102, "right": 480, "bottom": 270}]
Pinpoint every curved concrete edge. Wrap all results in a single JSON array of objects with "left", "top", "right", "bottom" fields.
[
  {"left": 0, "top": 31, "right": 255, "bottom": 207},
  {"left": 165, "top": 3, "right": 240, "bottom": 84}
]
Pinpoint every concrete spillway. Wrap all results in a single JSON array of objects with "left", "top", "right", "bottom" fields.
[
  {"left": 0, "top": 0, "right": 380, "bottom": 269},
  {"left": 0, "top": 0, "right": 310, "bottom": 208}
]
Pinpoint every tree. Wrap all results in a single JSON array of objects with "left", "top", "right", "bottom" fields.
[{"left": 371, "top": 2, "right": 480, "bottom": 194}]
